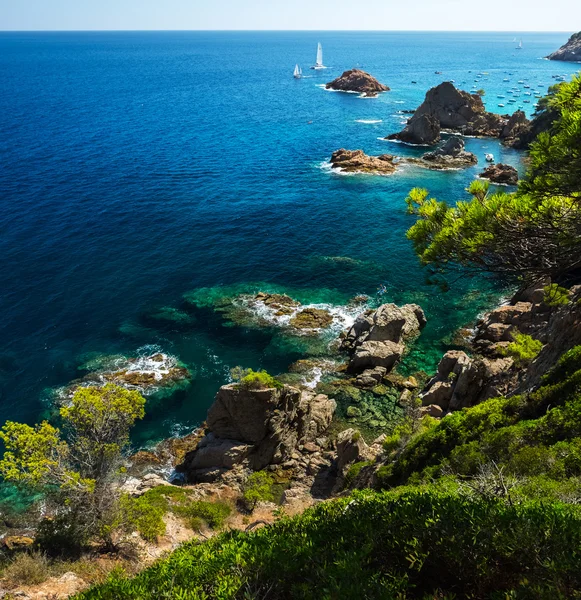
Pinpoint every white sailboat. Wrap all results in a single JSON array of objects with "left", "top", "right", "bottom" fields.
[
  {"left": 516, "top": 39, "right": 523, "bottom": 50},
  {"left": 310, "top": 43, "right": 327, "bottom": 70},
  {"left": 293, "top": 64, "right": 302, "bottom": 79}
]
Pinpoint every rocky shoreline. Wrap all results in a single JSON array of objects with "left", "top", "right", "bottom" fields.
[{"left": 547, "top": 32, "right": 581, "bottom": 62}]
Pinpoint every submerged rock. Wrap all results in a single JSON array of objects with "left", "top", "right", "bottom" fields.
[
  {"left": 326, "top": 69, "right": 390, "bottom": 96},
  {"left": 479, "top": 163, "right": 519, "bottom": 185},
  {"left": 289, "top": 308, "right": 334, "bottom": 330},
  {"left": 547, "top": 32, "right": 581, "bottom": 62},
  {"left": 54, "top": 351, "right": 192, "bottom": 401},
  {"left": 330, "top": 149, "right": 397, "bottom": 174}
]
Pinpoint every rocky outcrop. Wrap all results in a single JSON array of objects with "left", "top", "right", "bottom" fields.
[
  {"left": 387, "top": 82, "right": 530, "bottom": 146},
  {"left": 326, "top": 69, "right": 390, "bottom": 96},
  {"left": 179, "top": 384, "right": 336, "bottom": 482},
  {"left": 479, "top": 163, "right": 519, "bottom": 185},
  {"left": 499, "top": 110, "right": 531, "bottom": 146},
  {"left": 419, "top": 283, "right": 581, "bottom": 416},
  {"left": 410, "top": 137, "right": 478, "bottom": 169},
  {"left": 330, "top": 149, "right": 397, "bottom": 174},
  {"left": 341, "top": 303, "right": 426, "bottom": 372},
  {"left": 547, "top": 32, "right": 581, "bottom": 62}
]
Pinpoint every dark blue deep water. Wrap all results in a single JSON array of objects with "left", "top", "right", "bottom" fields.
[{"left": 1, "top": 31, "right": 579, "bottom": 444}]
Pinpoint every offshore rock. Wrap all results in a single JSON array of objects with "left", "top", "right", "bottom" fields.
[
  {"left": 547, "top": 32, "right": 581, "bottom": 62},
  {"left": 180, "top": 384, "right": 336, "bottom": 481},
  {"left": 387, "top": 82, "right": 531, "bottom": 146},
  {"left": 480, "top": 163, "right": 519, "bottom": 185},
  {"left": 410, "top": 136, "right": 478, "bottom": 169},
  {"left": 326, "top": 68, "right": 390, "bottom": 96},
  {"left": 330, "top": 149, "right": 397, "bottom": 174}
]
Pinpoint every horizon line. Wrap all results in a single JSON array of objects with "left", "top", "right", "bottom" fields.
[{"left": 0, "top": 28, "right": 574, "bottom": 33}]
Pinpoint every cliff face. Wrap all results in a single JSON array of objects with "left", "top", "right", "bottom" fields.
[{"left": 547, "top": 32, "right": 581, "bottom": 62}]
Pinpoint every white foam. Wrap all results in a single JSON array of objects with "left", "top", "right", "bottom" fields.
[{"left": 355, "top": 119, "right": 383, "bottom": 124}]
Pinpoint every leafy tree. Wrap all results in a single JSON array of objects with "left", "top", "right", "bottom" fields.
[
  {"left": 242, "top": 471, "right": 275, "bottom": 510},
  {"left": 405, "top": 75, "right": 581, "bottom": 286},
  {"left": 0, "top": 384, "right": 145, "bottom": 553}
]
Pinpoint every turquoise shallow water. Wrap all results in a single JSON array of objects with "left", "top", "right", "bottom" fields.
[{"left": 0, "top": 30, "right": 579, "bottom": 445}]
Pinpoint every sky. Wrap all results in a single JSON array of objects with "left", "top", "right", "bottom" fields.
[{"left": 1, "top": 0, "right": 580, "bottom": 31}]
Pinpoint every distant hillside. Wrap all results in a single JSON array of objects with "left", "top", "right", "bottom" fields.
[{"left": 547, "top": 32, "right": 581, "bottom": 61}]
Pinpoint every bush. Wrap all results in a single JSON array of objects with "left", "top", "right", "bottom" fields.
[
  {"left": 502, "top": 332, "right": 543, "bottom": 366},
  {"left": 230, "top": 367, "right": 282, "bottom": 390},
  {"left": 344, "top": 461, "right": 371, "bottom": 488},
  {"left": 544, "top": 283, "right": 570, "bottom": 307},
  {"left": 1, "top": 551, "right": 51, "bottom": 586},
  {"left": 76, "top": 488, "right": 581, "bottom": 600},
  {"left": 175, "top": 501, "right": 231, "bottom": 530},
  {"left": 243, "top": 471, "right": 276, "bottom": 510}
]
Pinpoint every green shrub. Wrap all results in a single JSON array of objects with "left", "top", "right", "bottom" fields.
[
  {"left": 502, "top": 332, "right": 543, "bottom": 366},
  {"left": 174, "top": 500, "right": 231, "bottom": 530},
  {"left": 243, "top": 471, "right": 276, "bottom": 510},
  {"left": 230, "top": 367, "right": 282, "bottom": 390},
  {"left": 543, "top": 283, "right": 570, "bottom": 307},
  {"left": 119, "top": 493, "right": 166, "bottom": 542},
  {"left": 344, "top": 461, "right": 372, "bottom": 488},
  {"left": 76, "top": 488, "right": 581, "bottom": 600}
]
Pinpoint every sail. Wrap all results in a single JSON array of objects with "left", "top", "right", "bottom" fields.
[
  {"left": 294, "top": 64, "right": 300, "bottom": 77},
  {"left": 316, "top": 43, "right": 323, "bottom": 66}
]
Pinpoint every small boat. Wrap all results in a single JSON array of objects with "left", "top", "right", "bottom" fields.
[
  {"left": 518, "top": 80, "right": 524, "bottom": 84},
  {"left": 498, "top": 103, "right": 505, "bottom": 107},
  {"left": 311, "top": 43, "right": 327, "bottom": 70},
  {"left": 503, "top": 78, "right": 510, "bottom": 82},
  {"left": 516, "top": 39, "right": 523, "bottom": 50},
  {"left": 497, "top": 95, "right": 505, "bottom": 98},
  {"left": 293, "top": 64, "right": 302, "bottom": 79},
  {"left": 435, "top": 71, "right": 442, "bottom": 74},
  {"left": 485, "top": 154, "right": 495, "bottom": 163},
  {"left": 523, "top": 100, "right": 530, "bottom": 103}
]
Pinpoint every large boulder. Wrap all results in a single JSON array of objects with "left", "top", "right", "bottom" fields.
[
  {"left": 342, "top": 303, "right": 425, "bottom": 373},
  {"left": 330, "top": 149, "right": 397, "bottom": 174},
  {"left": 547, "top": 32, "right": 581, "bottom": 62},
  {"left": 336, "top": 428, "right": 372, "bottom": 473},
  {"left": 480, "top": 163, "right": 519, "bottom": 186},
  {"left": 180, "top": 385, "right": 336, "bottom": 480},
  {"left": 326, "top": 69, "right": 390, "bottom": 96},
  {"left": 499, "top": 110, "right": 531, "bottom": 145},
  {"left": 350, "top": 340, "right": 404, "bottom": 372},
  {"left": 387, "top": 113, "right": 441, "bottom": 145}
]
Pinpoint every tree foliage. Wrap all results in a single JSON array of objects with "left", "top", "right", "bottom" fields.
[
  {"left": 406, "top": 75, "right": 581, "bottom": 285},
  {"left": 0, "top": 384, "right": 145, "bottom": 552}
]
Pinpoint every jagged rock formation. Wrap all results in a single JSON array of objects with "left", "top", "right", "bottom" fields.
[
  {"left": 341, "top": 303, "right": 426, "bottom": 372},
  {"left": 411, "top": 136, "right": 478, "bottom": 169},
  {"left": 386, "top": 82, "right": 531, "bottom": 146},
  {"left": 479, "top": 163, "right": 519, "bottom": 185},
  {"left": 419, "top": 283, "right": 581, "bottom": 416},
  {"left": 289, "top": 308, "right": 334, "bottom": 329},
  {"left": 330, "top": 149, "right": 397, "bottom": 174},
  {"left": 326, "top": 69, "right": 390, "bottom": 96},
  {"left": 547, "top": 32, "right": 581, "bottom": 62},
  {"left": 179, "top": 384, "right": 336, "bottom": 482}
]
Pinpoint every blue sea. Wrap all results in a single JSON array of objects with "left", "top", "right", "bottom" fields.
[{"left": 0, "top": 31, "right": 579, "bottom": 445}]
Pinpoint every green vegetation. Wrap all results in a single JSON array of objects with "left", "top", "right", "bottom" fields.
[
  {"left": 76, "top": 487, "right": 581, "bottom": 599},
  {"left": 378, "top": 345, "right": 581, "bottom": 496},
  {"left": 501, "top": 331, "right": 543, "bottom": 366},
  {"left": 120, "top": 486, "right": 232, "bottom": 540},
  {"left": 406, "top": 74, "right": 581, "bottom": 285},
  {"left": 230, "top": 367, "right": 282, "bottom": 390},
  {"left": 475, "top": 88, "right": 485, "bottom": 96},
  {"left": 242, "top": 471, "right": 276, "bottom": 510},
  {"left": 0, "top": 384, "right": 145, "bottom": 554},
  {"left": 544, "top": 283, "right": 571, "bottom": 306}
]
